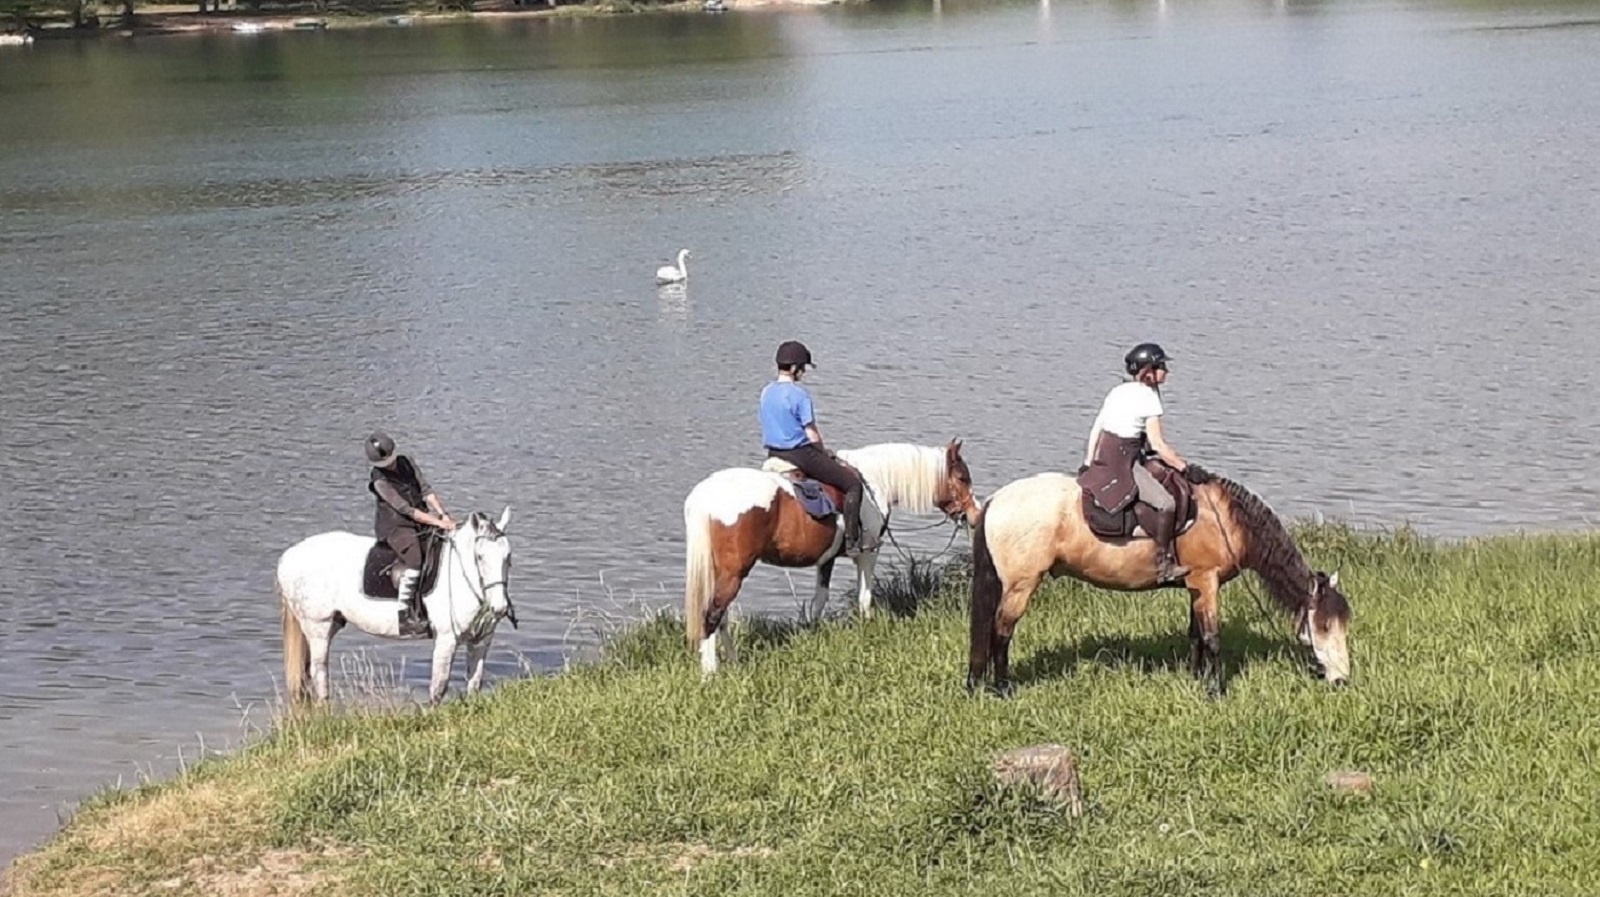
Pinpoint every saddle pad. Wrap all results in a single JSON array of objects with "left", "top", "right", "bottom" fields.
[{"left": 792, "top": 479, "right": 838, "bottom": 520}]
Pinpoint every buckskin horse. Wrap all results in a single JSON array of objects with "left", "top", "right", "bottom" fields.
[
  {"left": 684, "top": 440, "right": 979, "bottom": 675},
  {"left": 278, "top": 508, "right": 517, "bottom": 705},
  {"left": 967, "top": 468, "right": 1351, "bottom": 698}
]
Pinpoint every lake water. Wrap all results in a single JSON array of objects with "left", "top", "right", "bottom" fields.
[{"left": 2, "top": 0, "right": 1598, "bottom": 867}]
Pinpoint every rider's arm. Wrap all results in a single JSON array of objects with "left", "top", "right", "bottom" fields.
[
  {"left": 375, "top": 479, "right": 450, "bottom": 529},
  {"left": 795, "top": 388, "right": 823, "bottom": 448},
  {"left": 413, "top": 464, "right": 454, "bottom": 526},
  {"left": 804, "top": 423, "right": 824, "bottom": 447},
  {"left": 1145, "top": 416, "right": 1188, "bottom": 471}
]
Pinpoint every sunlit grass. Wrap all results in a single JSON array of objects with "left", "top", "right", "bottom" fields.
[{"left": 6, "top": 524, "right": 1598, "bottom": 896}]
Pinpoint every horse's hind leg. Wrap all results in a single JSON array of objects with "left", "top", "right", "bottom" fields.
[
  {"left": 701, "top": 567, "right": 751, "bottom": 676},
  {"left": 1186, "top": 572, "right": 1223, "bottom": 698},
  {"left": 992, "top": 575, "right": 1042, "bottom": 697},
  {"left": 308, "top": 625, "right": 334, "bottom": 703}
]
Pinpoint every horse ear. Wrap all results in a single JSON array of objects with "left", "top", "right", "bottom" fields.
[
  {"left": 1329, "top": 570, "right": 1340, "bottom": 589},
  {"left": 947, "top": 437, "right": 963, "bottom": 457},
  {"left": 497, "top": 505, "right": 512, "bottom": 532}
]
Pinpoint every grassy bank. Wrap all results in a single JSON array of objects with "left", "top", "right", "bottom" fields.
[{"left": 6, "top": 524, "right": 1598, "bottom": 896}]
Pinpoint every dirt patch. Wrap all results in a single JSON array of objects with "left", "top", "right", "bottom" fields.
[{"left": 595, "top": 841, "right": 776, "bottom": 871}]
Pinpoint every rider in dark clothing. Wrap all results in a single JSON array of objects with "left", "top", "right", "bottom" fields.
[
  {"left": 366, "top": 431, "right": 455, "bottom": 633},
  {"left": 759, "top": 341, "right": 870, "bottom": 554}
]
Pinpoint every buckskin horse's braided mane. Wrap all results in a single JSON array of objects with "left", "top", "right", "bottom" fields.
[{"left": 1199, "top": 471, "right": 1316, "bottom": 616}]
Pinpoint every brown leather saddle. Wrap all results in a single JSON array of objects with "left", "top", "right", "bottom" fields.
[
  {"left": 361, "top": 530, "right": 446, "bottom": 600},
  {"left": 1077, "top": 458, "right": 1198, "bottom": 540}
]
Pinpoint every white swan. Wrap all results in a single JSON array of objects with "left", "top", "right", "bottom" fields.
[{"left": 656, "top": 249, "right": 690, "bottom": 285}]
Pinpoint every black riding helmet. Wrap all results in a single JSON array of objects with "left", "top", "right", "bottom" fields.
[
  {"left": 775, "top": 340, "right": 815, "bottom": 369},
  {"left": 1124, "top": 342, "right": 1171, "bottom": 376}
]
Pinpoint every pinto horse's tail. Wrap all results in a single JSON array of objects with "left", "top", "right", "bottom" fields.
[
  {"left": 968, "top": 505, "right": 1002, "bottom": 687},
  {"left": 684, "top": 495, "right": 716, "bottom": 648},
  {"left": 279, "top": 577, "right": 311, "bottom": 704}
]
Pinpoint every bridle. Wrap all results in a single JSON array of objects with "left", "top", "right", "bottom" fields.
[{"left": 444, "top": 519, "right": 518, "bottom": 637}]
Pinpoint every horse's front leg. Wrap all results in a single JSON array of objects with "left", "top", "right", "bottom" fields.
[
  {"left": 428, "top": 632, "right": 458, "bottom": 705},
  {"left": 1186, "top": 571, "right": 1223, "bottom": 699},
  {"left": 808, "top": 559, "right": 836, "bottom": 626},
  {"left": 464, "top": 636, "right": 492, "bottom": 696},
  {"left": 853, "top": 550, "right": 879, "bottom": 618}
]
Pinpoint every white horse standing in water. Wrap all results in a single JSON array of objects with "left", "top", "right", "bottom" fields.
[{"left": 277, "top": 507, "right": 517, "bottom": 705}]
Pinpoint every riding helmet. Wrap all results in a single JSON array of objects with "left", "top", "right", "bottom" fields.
[
  {"left": 775, "top": 340, "right": 815, "bottom": 369},
  {"left": 365, "top": 431, "right": 397, "bottom": 466},
  {"left": 1124, "top": 342, "right": 1171, "bottom": 376}
]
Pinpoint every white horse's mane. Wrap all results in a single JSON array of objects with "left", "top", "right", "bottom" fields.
[{"left": 835, "top": 443, "right": 948, "bottom": 515}]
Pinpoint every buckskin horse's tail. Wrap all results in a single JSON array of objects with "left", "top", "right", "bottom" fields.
[
  {"left": 684, "top": 495, "right": 716, "bottom": 648},
  {"left": 968, "top": 504, "right": 1002, "bottom": 688},
  {"left": 279, "top": 577, "right": 310, "bottom": 704}
]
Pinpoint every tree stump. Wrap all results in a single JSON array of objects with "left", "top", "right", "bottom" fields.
[{"left": 992, "top": 744, "right": 1083, "bottom": 817}]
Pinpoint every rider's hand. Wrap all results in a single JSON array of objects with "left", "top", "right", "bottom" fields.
[{"left": 439, "top": 514, "right": 457, "bottom": 532}]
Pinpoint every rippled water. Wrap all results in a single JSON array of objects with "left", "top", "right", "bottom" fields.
[{"left": 2, "top": 0, "right": 1598, "bottom": 866}]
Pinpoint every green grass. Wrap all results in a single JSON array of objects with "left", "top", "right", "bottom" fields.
[{"left": 7, "top": 523, "right": 1599, "bottom": 896}]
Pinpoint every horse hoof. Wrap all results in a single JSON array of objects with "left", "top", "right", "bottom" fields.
[{"left": 994, "top": 680, "right": 1016, "bottom": 699}]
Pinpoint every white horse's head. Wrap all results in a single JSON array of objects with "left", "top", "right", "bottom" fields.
[{"left": 455, "top": 506, "right": 516, "bottom": 629}]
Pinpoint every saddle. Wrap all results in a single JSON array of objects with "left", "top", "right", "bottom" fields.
[
  {"left": 1077, "top": 458, "right": 1198, "bottom": 540},
  {"left": 760, "top": 457, "right": 841, "bottom": 520},
  {"left": 361, "top": 530, "right": 446, "bottom": 600}
]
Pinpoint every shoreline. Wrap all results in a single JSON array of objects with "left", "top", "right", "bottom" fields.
[
  {"left": 3, "top": 0, "right": 859, "bottom": 41},
  {"left": 6, "top": 524, "right": 1600, "bottom": 895}
]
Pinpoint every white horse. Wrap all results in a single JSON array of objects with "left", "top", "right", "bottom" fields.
[
  {"left": 683, "top": 441, "right": 980, "bottom": 675},
  {"left": 277, "top": 507, "right": 516, "bottom": 705}
]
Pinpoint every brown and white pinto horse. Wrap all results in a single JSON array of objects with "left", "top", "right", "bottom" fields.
[
  {"left": 967, "top": 469, "right": 1352, "bottom": 698},
  {"left": 685, "top": 440, "right": 979, "bottom": 675}
]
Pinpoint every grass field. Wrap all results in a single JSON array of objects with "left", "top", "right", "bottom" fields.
[{"left": 5, "top": 523, "right": 1597, "bottom": 896}]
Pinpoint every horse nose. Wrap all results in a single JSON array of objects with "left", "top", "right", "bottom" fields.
[{"left": 1332, "top": 677, "right": 1348, "bottom": 688}]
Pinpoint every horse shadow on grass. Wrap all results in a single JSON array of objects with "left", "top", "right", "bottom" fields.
[{"left": 1010, "top": 619, "right": 1295, "bottom": 692}]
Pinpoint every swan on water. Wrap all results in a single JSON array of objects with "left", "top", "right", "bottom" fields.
[{"left": 656, "top": 249, "right": 690, "bottom": 285}]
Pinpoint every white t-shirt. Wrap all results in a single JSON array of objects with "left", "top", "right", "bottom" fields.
[{"left": 1091, "top": 381, "right": 1165, "bottom": 439}]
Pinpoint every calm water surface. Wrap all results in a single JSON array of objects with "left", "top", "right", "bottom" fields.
[{"left": 2, "top": 0, "right": 1598, "bottom": 865}]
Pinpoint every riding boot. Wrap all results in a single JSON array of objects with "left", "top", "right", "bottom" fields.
[
  {"left": 842, "top": 487, "right": 865, "bottom": 554},
  {"left": 395, "top": 569, "right": 430, "bottom": 637},
  {"left": 1149, "top": 508, "right": 1190, "bottom": 584}
]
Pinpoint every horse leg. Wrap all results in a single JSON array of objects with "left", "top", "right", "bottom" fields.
[
  {"left": 1186, "top": 572, "right": 1223, "bottom": 698},
  {"left": 428, "top": 632, "right": 458, "bottom": 705},
  {"left": 307, "top": 624, "right": 334, "bottom": 703},
  {"left": 701, "top": 568, "right": 749, "bottom": 677},
  {"left": 992, "top": 575, "right": 1042, "bottom": 698},
  {"left": 807, "top": 558, "right": 836, "bottom": 626},
  {"left": 853, "top": 549, "right": 879, "bottom": 618},
  {"left": 464, "top": 636, "right": 492, "bottom": 696}
]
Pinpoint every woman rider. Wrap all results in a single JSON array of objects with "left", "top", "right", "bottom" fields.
[
  {"left": 759, "top": 340, "right": 869, "bottom": 555},
  {"left": 1082, "top": 342, "right": 1191, "bottom": 583}
]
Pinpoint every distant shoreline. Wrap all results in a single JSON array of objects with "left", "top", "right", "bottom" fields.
[{"left": 3, "top": 0, "right": 859, "bottom": 41}]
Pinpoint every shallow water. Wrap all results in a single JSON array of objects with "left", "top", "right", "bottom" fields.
[{"left": 2, "top": 0, "right": 1598, "bottom": 866}]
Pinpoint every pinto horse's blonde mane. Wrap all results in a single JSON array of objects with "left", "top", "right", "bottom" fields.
[{"left": 835, "top": 443, "right": 948, "bottom": 515}]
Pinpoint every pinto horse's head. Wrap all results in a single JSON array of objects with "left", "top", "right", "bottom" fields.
[
  {"left": 935, "top": 438, "right": 980, "bottom": 527},
  {"left": 1298, "top": 570, "right": 1351, "bottom": 685}
]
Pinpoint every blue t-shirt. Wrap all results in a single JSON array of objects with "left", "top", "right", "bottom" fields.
[{"left": 759, "top": 380, "right": 816, "bottom": 450}]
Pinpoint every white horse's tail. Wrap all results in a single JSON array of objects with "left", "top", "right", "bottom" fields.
[
  {"left": 279, "top": 577, "right": 310, "bottom": 703},
  {"left": 684, "top": 495, "right": 716, "bottom": 648}
]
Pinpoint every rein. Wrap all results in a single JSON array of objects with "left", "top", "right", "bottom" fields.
[{"left": 882, "top": 515, "right": 964, "bottom": 567}]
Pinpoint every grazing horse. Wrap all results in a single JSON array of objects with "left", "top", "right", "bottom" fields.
[
  {"left": 685, "top": 440, "right": 979, "bottom": 675},
  {"left": 967, "top": 470, "right": 1351, "bottom": 697},
  {"left": 278, "top": 508, "right": 517, "bottom": 705}
]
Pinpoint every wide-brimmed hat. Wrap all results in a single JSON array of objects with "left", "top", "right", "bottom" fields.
[{"left": 365, "top": 431, "right": 397, "bottom": 466}]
